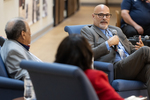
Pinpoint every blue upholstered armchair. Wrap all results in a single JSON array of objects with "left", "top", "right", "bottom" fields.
[
  {"left": 64, "top": 25, "right": 148, "bottom": 98},
  {"left": 20, "top": 60, "right": 99, "bottom": 100},
  {"left": 0, "top": 46, "right": 24, "bottom": 100}
]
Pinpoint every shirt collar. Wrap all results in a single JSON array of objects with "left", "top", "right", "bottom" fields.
[
  {"left": 17, "top": 42, "right": 30, "bottom": 51},
  {"left": 98, "top": 28, "right": 109, "bottom": 35}
]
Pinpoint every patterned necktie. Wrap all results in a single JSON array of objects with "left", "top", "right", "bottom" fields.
[
  {"left": 117, "top": 48, "right": 126, "bottom": 59},
  {"left": 105, "top": 30, "right": 111, "bottom": 39}
]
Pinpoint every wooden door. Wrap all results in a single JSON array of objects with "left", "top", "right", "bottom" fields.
[
  {"left": 59, "top": 0, "right": 65, "bottom": 23},
  {"left": 54, "top": 0, "right": 65, "bottom": 26},
  {"left": 54, "top": 0, "right": 59, "bottom": 26},
  {"left": 67, "top": 0, "right": 80, "bottom": 17}
]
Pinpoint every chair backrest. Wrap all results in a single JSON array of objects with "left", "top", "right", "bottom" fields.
[
  {"left": 115, "top": 10, "right": 121, "bottom": 27},
  {"left": 20, "top": 60, "right": 99, "bottom": 100},
  {"left": 0, "top": 46, "right": 8, "bottom": 77},
  {"left": 64, "top": 25, "right": 87, "bottom": 34},
  {"left": 0, "top": 36, "right": 6, "bottom": 46}
]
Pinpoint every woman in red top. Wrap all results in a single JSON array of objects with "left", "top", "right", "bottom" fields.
[{"left": 54, "top": 34, "right": 123, "bottom": 100}]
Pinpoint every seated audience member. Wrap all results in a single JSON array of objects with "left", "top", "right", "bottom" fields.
[
  {"left": 0, "top": 17, "right": 41, "bottom": 80},
  {"left": 80, "top": 4, "right": 150, "bottom": 98},
  {"left": 121, "top": 0, "right": 150, "bottom": 38},
  {"left": 54, "top": 34, "right": 124, "bottom": 100}
]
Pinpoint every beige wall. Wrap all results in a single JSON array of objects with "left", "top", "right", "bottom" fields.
[
  {"left": 0, "top": 0, "right": 53, "bottom": 39},
  {"left": 80, "top": 0, "right": 122, "bottom": 4},
  {"left": 0, "top": 0, "right": 19, "bottom": 38}
]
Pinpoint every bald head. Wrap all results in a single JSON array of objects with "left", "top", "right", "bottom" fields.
[
  {"left": 93, "top": 4, "right": 110, "bottom": 14},
  {"left": 5, "top": 17, "right": 27, "bottom": 40}
]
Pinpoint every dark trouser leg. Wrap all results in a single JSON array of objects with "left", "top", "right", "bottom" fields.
[
  {"left": 114, "top": 46, "right": 150, "bottom": 98},
  {"left": 135, "top": 64, "right": 150, "bottom": 98},
  {"left": 121, "top": 24, "right": 138, "bottom": 38},
  {"left": 142, "top": 64, "right": 150, "bottom": 99},
  {"left": 143, "top": 25, "right": 150, "bottom": 36}
]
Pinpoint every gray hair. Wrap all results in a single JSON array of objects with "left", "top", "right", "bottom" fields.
[{"left": 5, "top": 17, "right": 27, "bottom": 40}]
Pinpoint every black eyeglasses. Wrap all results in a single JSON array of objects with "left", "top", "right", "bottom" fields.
[{"left": 94, "top": 13, "right": 112, "bottom": 18}]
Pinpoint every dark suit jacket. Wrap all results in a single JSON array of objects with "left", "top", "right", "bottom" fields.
[
  {"left": 85, "top": 69, "right": 123, "bottom": 100},
  {"left": 81, "top": 25, "right": 136, "bottom": 63}
]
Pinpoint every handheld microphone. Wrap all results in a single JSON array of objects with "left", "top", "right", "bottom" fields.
[
  {"left": 114, "top": 45, "right": 117, "bottom": 51},
  {"left": 112, "top": 30, "right": 118, "bottom": 51},
  {"left": 112, "top": 30, "right": 117, "bottom": 35}
]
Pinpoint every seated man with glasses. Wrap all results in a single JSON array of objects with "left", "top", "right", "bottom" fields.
[{"left": 81, "top": 4, "right": 150, "bottom": 98}]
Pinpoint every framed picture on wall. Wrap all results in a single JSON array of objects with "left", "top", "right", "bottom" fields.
[
  {"left": 19, "top": 0, "right": 40, "bottom": 26},
  {"left": 42, "top": 0, "right": 48, "bottom": 18}
]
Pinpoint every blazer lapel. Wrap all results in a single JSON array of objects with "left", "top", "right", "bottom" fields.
[{"left": 92, "top": 25, "right": 108, "bottom": 40}]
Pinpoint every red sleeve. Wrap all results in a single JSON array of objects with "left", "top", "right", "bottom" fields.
[{"left": 85, "top": 69, "right": 124, "bottom": 100}]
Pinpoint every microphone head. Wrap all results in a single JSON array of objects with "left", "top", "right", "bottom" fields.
[
  {"left": 112, "top": 30, "right": 117, "bottom": 35},
  {"left": 144, "top": 35, "right": 149, "bottom": 40}
]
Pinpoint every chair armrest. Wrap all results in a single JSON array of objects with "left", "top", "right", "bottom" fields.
[
  {"left": 112, "top": 79, "right": 147, "bottom": 91},
  {"left": 94, "top": 61, "right": 114, "bottom": 84},
  {"left": 0, "top": 76, "right": 24, "bottom": 90}
]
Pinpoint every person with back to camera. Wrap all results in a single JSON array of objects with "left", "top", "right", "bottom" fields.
[
  {"left": 54, "top": 34, "right": 124, "bottom": 100},
  {"left": 0, "top": 17, "right": 42, "bottom": 81},
  {"left": 80, "top": 4, "right": 150, "bottom": 98},
  {"left": 121, "top": 0, "right": 150, "bottom": 38}
]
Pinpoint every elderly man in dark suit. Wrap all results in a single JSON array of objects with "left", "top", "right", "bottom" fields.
[{"left": 81, "top": 4, "right": 150, "bottom": 98}]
